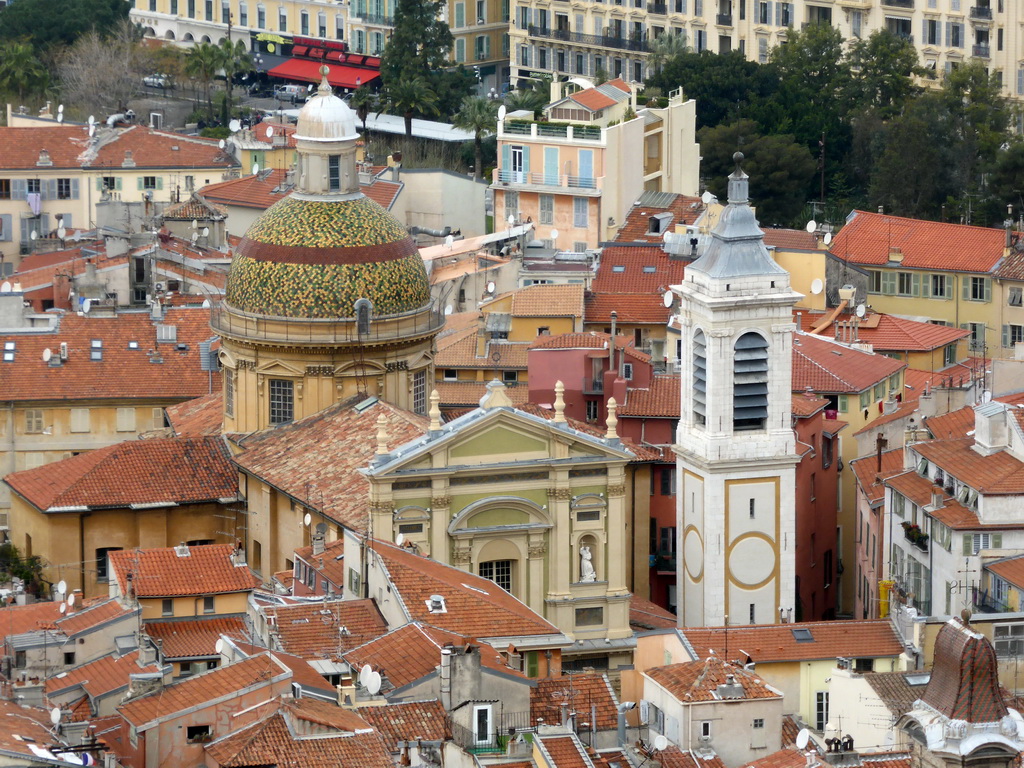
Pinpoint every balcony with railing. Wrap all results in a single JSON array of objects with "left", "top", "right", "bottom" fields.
[
  {"left": 582, "top": 376, "right": 604, "bottom": 394},
  {"left": 972, "top": 43, "right": 991, "bottom": 57},
  {"left": 716, "top": 12, "right": 732, "bottom": 24},
  {"left": 973, "top": 587, "right": 1010, "bottom": 613},
  {"left": 449, "top": 712, "right": 534, "bottom": 754},
  {"left": 901, "top": 522, "right": 929, "bottom": 552},
  {"left": 880, "top": 0, "right": 913, "bottom": 7},
  {"left": 648, "top": 1, "right": 668, "bottom": 12},
  {"left": 969, "top": 5, "right": 992, "bottom": 19},
  {"left": 498, "top": 118, "right": 604, "bottom": 143},
  {"left": 351, "top": 10, "right": 394, "bottom": 24},
  {"left": 527, "top": 23, "right": 652, "bottom": 51}
]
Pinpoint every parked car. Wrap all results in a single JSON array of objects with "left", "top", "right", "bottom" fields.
[
  {"left": 273, "top": 84, "right": 308, "bottom": 104},
  {"left": 143, "top": 74, "right": 173, "bottom": 89}
]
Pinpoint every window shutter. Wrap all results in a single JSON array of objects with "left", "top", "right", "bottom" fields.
[
  {"left": 944, "top": 21, "right": 950, "bottom": 46},
  {"left": 838, "top": 395, "right": 847, "bottom": 412},
  {"left": 156, "top": 177, "right": 163, "bottom": 191},
  {"left": 993, "top": 533, "right": 1003, "bottom": 548},
  {"left": 522, "top": 146, "right": 530, "bottom": 175},
  {"left": 912, "top": 273, "right": 920, "bottom": 297},
  {"left": 137, "top": 177, "right": 144, "bottom": 191},
  {"left": 921, "top": 275, "right": 931, "bottom": 298},
  {"left": 963, "top": 534, "right": 972, "bottom": 555},
  {"left": 71, "top": 179, "right": 79, "bottom": 199},
  {"left": 944, "top": 275, "right": 953, "bottom": 299},
  {"left": 984, "top": 278, "right": 992, "bottom": 302},
  {"left": 12, "top": 180, "right": 26, "bottom": 200},
  {"left": 501, "top": 143, "right": 510, "bottom": 175},
  {"left": 0, "top": 214, "right": 11, "bottom": 242},
  {"left": 882, "top": 272, "right": 896, "bottom": 295},
  {"left": 1004, "top": 325, "right": 1011, "bottom": 348},
  {"left": 96, "top": 178, "right": 105, "bottom": 192},
  {"left": 962, "top": 276, "right": 971, "bottom": 301}
]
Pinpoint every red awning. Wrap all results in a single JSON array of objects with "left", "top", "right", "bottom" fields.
[
  {"left": 308, "top": 47, "right": 325, "bottom": 58},
  {"left": 325, "top": 50, "right": 345, "bottom": 62},
  {"left": 291, "top": 45, "right": 309, "bottom": 56},
  {"left": 267, "top": 58, "right": 381, "bottom": 89}
]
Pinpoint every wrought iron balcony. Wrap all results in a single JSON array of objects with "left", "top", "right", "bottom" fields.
[
  {"left": 527, "top": 23, "right": 652, "bottom": 51},
  {"left": 716, "top": 12, "right": 732, "bottom": 23},
  {"left": 582, "top": 376, "right": 604, "bottom": 394},
  {"left": 969, "top": 5, "right": 992, "bottom": 19},
  {"left": 648, "top": 1, "right": 668, "bottom": 12},
  {"left": 880, "top": 0, "right": 913, "bottom": 7},
  {"left": 972, "top": 43, "right": 991, "bottom": 57}
]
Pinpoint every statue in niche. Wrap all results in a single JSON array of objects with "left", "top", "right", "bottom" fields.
[{"left": 580, "top": 545, "right": 597, "bottom": 582}]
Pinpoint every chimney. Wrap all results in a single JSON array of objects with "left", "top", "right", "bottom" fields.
[
  {"left": 888, "top": 246, "right": 903, "bottom": 263},
  {"left": 609, "top": 310, "right": 618, "bottom": 374},
  {"left": 125, "top": 672, "right": 164, "bottom": 700},
  {"left": 440, "top": 649, "right": 452, "bottom": 710},
  {"left": 337, "top": 674, "right": 356, "bottom": 708},
  {"left": 973, "top": 402, "right": 1009, "bottom": 456},
  {"left": 312, "top": 530, "right": 325, "bottom": 557},
  {"left": 931, "top": 489, "right": 944, "bottom": 509}
]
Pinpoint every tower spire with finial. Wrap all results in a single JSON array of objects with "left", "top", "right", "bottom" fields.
[
  {"left": 317, "top": 64, "right": 332, "bottom": 96},
  {"left": 728, "top": 151, "right": 749, "bottom": 205}
]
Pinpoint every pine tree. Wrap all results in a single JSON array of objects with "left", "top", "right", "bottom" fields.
[{"left": 380, "top": 0, "right": 453, "bottom": 85}]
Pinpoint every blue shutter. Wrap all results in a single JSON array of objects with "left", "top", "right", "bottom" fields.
[
  {"left": 522, "top": 146, "right": 530, "bottom": 175},
  {"left": 70, "top": 179, "right": 79, "bottom": 199},
  {"left": 501, "top": 144, "right": 510, "bottom": 181},
  {"left": 12, "top": 180, "right": 26, "bottom": 200},
  {"left": 0, "top": 214, "right": 11, "bottom": 241},
  {"left": 116, "top": 178, "right": 123, "bottom": 191},
  {"left": 1003, "top": 325, "right": 1011, "bottom": 348},
  {"left": 96, "top": 177, "right": 104, "bottom": 192}
]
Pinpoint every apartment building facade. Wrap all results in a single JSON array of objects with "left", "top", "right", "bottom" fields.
[{"left": 507, "top": 0, "right": 1023, "bottom": 101}]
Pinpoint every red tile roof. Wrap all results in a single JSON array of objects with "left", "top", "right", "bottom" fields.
[
  {"left": 165, "top": 392, "right": 224, "bottom": 436},
  {"left": 798, "top": 310, "right": 969, "bottom": 352},
  {"left": 492, "top": 283, "right": 585, "bottom": 318},
  {"left": 5, "top": 436, "right": 236, "bottom": 511},
  {"left": 261, "top": 599, "right": 387, "bottom": 659},
  {"left": 851, "top": 449, "right": 906, "bottom": 506},
  {"left": 46, "top": 650, "right": 162, "bottom": 700},
  {"left": 763, "top": 228, "right": 820, "bottom": 250},
  {"left": 925, "top": 406, "right": 975, "bottom": 439},
  {"left": 536, "top": 733, "right": 592, "bottom": 768},
  {"left": 585, "top": 293, "right": 670, "bottom": 325},
  {"left": 435, "top": 380, "right": 530, "bottom": 409},
  {"left": 109, "top": 543, "right": 258, "bottom": 598},
  {"left": 913, "top": 437, "right": 1024, "bottom": 494},
  {"left": 791, "top": 394, "right": 829, "bottom": 418},
  {"left": 828, "top": 210, "right": 1007, "bottom": 273},
  {"left": 629, "top": 595, "right": 678, "bottom": 631},
  {"left": 0, "top": 700, "right": 73, "bottom": 762},
  {"left": 531, "top": 673, "right": 620, "bottom": 730},
  {"left": 200, "top": 167, "right": 401, "bottom": 210},
  {"left": 0, "top": 306, "right": 221, "bottom": 402},
  {"left": 144, "top": 618, "right": 249, "bottom": 659},
  {"left": 646, "top": 657, "right": 781, "bottom": 701},
  {"left": 570, "top": 88, "right": 617, "bottom": 111},
  {"left": 993, "top": 249, "right": 1024, "bottom": 281},
  {"left": 371, "top": 539, "right": 562, "bottom": 639},
  {"left": 435, "top": 326, "right": 529, "bottom": 369},
  {"left": 592, "top": 246, "right": 686, "bottom": 294},
  {"left": 55, "top": 598, "right": 133, "bottom": 636},
  {"left": 884, "top": 471, "right": 982, "bottom": 529},
  {"left": 985, "top": 555, "right": 1024, "bottom": 590},
  {"left": 613, "top": 196, "right": 704, "bottom": 243},
  {"left": 683, "top": 619, "right": 905, "bottom": 663},
  {"left": 204, "top": 699, "right": 392, "bottom": 768},
  {"left": 0, "top": 601, "right": 64, "bottom": 636},
  {"left": 852, "top": 397, "right": 919, "bottom": 436},
  {"left": 293, "top": 537, "right": 346, "bottom": 589},
  {"left": 740, "top": 748, "right": 815, "bottom": 768},
  {"left": 118, "top": 653, "right": 288, "bottom": 727},
  {"left": 358, "top": 700, "right": 450, "bottom": 750},
  {"left": 619, "top": 375, "right": 680, "bottom": 419},
  {"left": 660, "top": 746, "right": 728, "bottom": 768},
  {"left": 922, "top": 618, "right": 1007, "bottom": 722},
  {"left": 0, "top": 125, "right": 237, "bottom": 170},
  {"left": 233, "top": 397, "right": 426, "bottom": 530},
  {"left": 792, "top": 332, "right": 905, "bottom": 394}
]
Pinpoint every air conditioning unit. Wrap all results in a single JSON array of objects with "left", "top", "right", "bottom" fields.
[{"left": 154, "top": 282, "right": 165, "bottom": 292}]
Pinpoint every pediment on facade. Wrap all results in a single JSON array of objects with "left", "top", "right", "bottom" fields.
[
  {"left": 334, "top": 359, "right": 387, "bottom": 375},
  {"left": 254, "top": 359, "right": 305, "bottom": 376}
]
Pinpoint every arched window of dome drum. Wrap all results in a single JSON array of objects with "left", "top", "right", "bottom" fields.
[
  {"left": 692, "top": 329, "right": 707, "bottom": 426},
  {"left": 354, "top": 298, "right": 372, "bottom": 336},
  {"left": 328, "top": 156, "right": 341, "bottom": 191},
  {"left": 734, "top": 332, "right": 769, "bottom": 431}
]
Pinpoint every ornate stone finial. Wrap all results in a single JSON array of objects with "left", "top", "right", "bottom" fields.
[
  {"left": 728, "top": 149, "right": 749, "bottom": 205},
  {"left": 375, "top": 413, "right": 389, "bottom": 454},
  {"left": 733, "top": 151, "right": 744, "bottom": 171},
  {"left": 479, "top": 380, "right": 514, "bottom": 409},
  {"left": 553, "top": 381, "right": 566, "bottom": 423},
  {"left": 428, "top": 389, "right": 442, "bottom": 431},
  {"left": 318, "top": 64, "right": 332, "bottom": 95},
  {"left": 606, "top": 397, "right": 619, "bottom": 440}
]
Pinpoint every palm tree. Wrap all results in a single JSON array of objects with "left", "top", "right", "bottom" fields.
[
  {"left": 185, "top": 42, "right": 223, "bottom": 117},
  {"left": 503, "top": 88, "right": 546, "bottom": 119},
  {"left": 385, "top": 77, "right": 439, "bottom": 137},
  {"left": 648, "top": 32, "right": 690, "bottom": 75},
  {"left": 0, "top": 42, "right": 49, "bottom": 103},
  {"left": 453, "top": 96, "right": 498, "bottom": 180},
  {"left": 351, "top": 85, "right": 377, "bottom": 133},
  {"left": 218, "top": 38, "right": 251, "bottom": 113}
]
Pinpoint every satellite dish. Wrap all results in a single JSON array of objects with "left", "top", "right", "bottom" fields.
[
  {"left": 486, "top": 281, "right": 495, "bottom": 293},
  {"left": 856, "top": 303, "right": 866, "bottom": 318},
  {"left": 88, "top": 125, "right": 95, "bottom": 138},
  {"left": 303, "top": 512, "right": 312, "bottom": 527},
  {"left": 50, "top": 707, "right": 61, "bottom": 725},
  {"left": 367, "top": 670, "right": 382, "bottom": 695},
  {"left": 252, "top": 162, "right": 260, "bottom": 174},
  {"left": 662, "top": 290, "right": 673, "bottom": 308},
  {"left": 229, "top": 119, "right": 241, "bottom": 132},
  {"left": 42, "top": 348, "right": 52, "bottom": 362},
  {"left": 359, "top": 664, "right": 372, "bottom": 687},
  {"left": 82, "top": 298, "right": 92, "bottom": 314},
  {"left": 57, "top": 226, "right": 67, "bottom": 239},
  {"left": 444, "top": 305, "right": 453, "bottom": 316},
  {"left": 810, "top": 278, "right": 823, "bottom": 295},
  {"left": 550, "top": 229, "right": 559, "bottom": 240},
  {"left": 57, "top": 580, "right": 67, "bottom": 595},
  {"left": 266, "top": 126, "right": 274, "bottom": 138},
  {"left": 30, "top": 230, "right": 38, "bottom": 240},
  {"left": 218, "top": 139, "right": 225, "bottom": 149},
  {"left": 395, "top": 532, "right": 405, "bottom": 546},
  {"left": 67, "top": 593, "right": 75, "bottom": 607},
  {"left": 87, "top": 115, "right": 95, "bottom": 125},
  {"left": 57, "top": 113, "right": 63, "bottom": 123},
  {"left": 823, "top": 231, "right": 833, "bottom": 245},
  {"left": 202, "top": 299, "right": 211, "bottom": 308},
  {"left": 497, "top": 104, "right": 506, "bottom": 121},
  {"left": 507, "top": 214, "right": 515, "bottom": 226},
  {"left": 190, "top": 232, "right": 199, "bottom": 243},
  {"left": 202, "top": 227, "right": 210, "bottom": 237},
  {"left": 214, "top": 638, "right": 225, "bottom": 654},
  {"left": 192, "top": 219, "right": 198, "bottom": 229},
  {"left": 444, "top": 234, "right": 454, "bottom": 248},
  {"left": 59, "top": 603, "right": 66, "bottom": 615},
  {"left": 653, "top": 735, "right": 669, "bottom": 752},
  {"left": 58, "top": 104, "right": 64, "bottom": 113},
  {"left": 796, "top": 729, "right": 811, "bottom": 750},
  {"left": 805, "top": 219, "right": 817, "bottom": 233},
  {"left": 0, "top": 281, "right": 10, "bottom": 292}
]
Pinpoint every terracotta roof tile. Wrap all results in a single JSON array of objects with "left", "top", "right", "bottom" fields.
[
  {"left": 0, "top": 125, "right": 237, "bottom": 170},
  {"left": 925, "top": 406, "right": 975, "bottom": 440},
  {"left": 200, "top": 168, "right": 292, "bottom": 209},
  {"left": 0, "top": 601, "right": 63, "bottom": 635},
  {"left": 435, "top": 327, "right": 529, "bottom": 369},
  {"left": 619, "top": 375, "right": 680, "bottom": 418},
  {"left": 630, "top": 595, "right": 678, "bottom": 631},
  {"left": 646, "top": 657, "right": 781, "bottom": 702},
  {"left": 234, "top": 397, "right": 426, "bottom": 530},
  {"left": 792, "top": 332, "right": 905, "bottom": 394},
  {"left": 683, "top": 619, "right": 904, "bottom": 663},
  {"left": 536, "top": 733, "right": 592, "bottom": 768},
  {"left": 913, "top": 437, "right": 1024, "bottom": 494},
  {"left": 144, "top": 618, "right": 249, "bottom": 659},
  {"left": 436, "top": 380, "right": 530, "bottom": 408},
  {"left": 613, "top": 196, "right": 704, "bottom": 243},
  {"left": 118, "top": 653, "right": 287, "bottom": 727},
  {"left": 0, "top": 306, "right": 221, "bottom": 401},
  {"left": 55, "top": 598, "right": 133, "bottom": 636},
  {"left": 5, "top": 436, "right": 236, "bottom": 511},
  {"left": 109, "top": 543, "right": 258, "bottom": 598},
  {"left": 852, "top": 398, "right": 920, "bottom": 436},
  {"left": 763, "top": 228, "right": 820, "bottom": 250},
  {"left": 161, "top": 196, "right": 226, "bottom": 221},
  {"left": 501, "top": 283, "right": 585, "bottom": 317},
  {"left": 851, "top": 449, "right": 906, "bottom": 506},
  {"left": 528, "top": 331, "right": 614, "bottom": 350},
  {"left": 659, "top": 746, "right": 728, "bottom": 768},
  {"left": 45, "top": 650, "right": 162, "bottom": 699},
  {"left": 791, "top": 394, "right": 829, "bottom": 418},
  {"left": 260, "top": 599, "right": 387, "bottom": 659},
  {"left": 859, "top": 754, "right": 912, "bottom": 768},
  {"left": 532, "top": 673, "right": 619, "bottom": 730},
  {"left": 883, "top": 471, "right": 983, "bottom": 529},
  {"left": 591, "top": 246, "right": 686, "bottom": 294},
  {"left": 993, "top": 249, "right": 1024, "bottom": 280},
  {"left": 293, "top": 537, "right": 346, "bottom": 583},
  {"left": 798, "top": 311, "right": 969, "bottom": 352},
  {"left": 828, "top": 210, "right": 1007, "bottom": 273},
  {"left": 569, "top": 88, "right": 617, "bottom": 111},
  {"left": 358, "top": 700, "right": 450, "bottom": 750},
  {"left": 864, "top": 671, "right": 931, "bottom": 717},
  {"left": 372, "top": 539, "right": 562, "bottom": 639},
  {"left": 740, "top": 748, "right": 818, "bottom": 768},
  {"left": 986, "top": 555, "right": 1024, "bottom": 590},
  {"left": 781, "top": 715, "right": 801, "bottom": 747},
  {"left": 166, "top": 392, "right": 224, "bottom": 436},
  {"left": 922, "top": 618, "right": 1007, "bottom": 722},
  {"left": 585, "top": 293, "right": 670, "bottom": 325},
  {"left": 0, "top": 700, "right": 72, "bottom": 761},
  {"left": 204, "top": 699, "right": 392, "bottom": 768}
]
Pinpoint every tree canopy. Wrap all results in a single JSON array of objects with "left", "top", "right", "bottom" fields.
[{"left": 0, "top": 0, "right": 130, "bottom": 48}]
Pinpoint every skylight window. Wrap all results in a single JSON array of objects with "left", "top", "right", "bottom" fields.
[
  {"left": 128, "top": 341, "right": 139, "bottom": 350},
  {"left": 612, "top": 265, "right": 625, "bottom": 273},
  {"left": 90, "top": 339, "right": 103, "bottom": 361},
  {"left": 2, "top": 341, "right": 13, "bottom": 362},
  {"left": 791, "top": 628, "right": 814, "bottom": 642},
  {"left": 643, "top": 266, "right": 656, "bottom": 273}
]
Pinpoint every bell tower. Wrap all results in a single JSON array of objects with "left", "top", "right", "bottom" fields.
[{"left": 673, "top": 153, "right": 802, "bottom": 628}]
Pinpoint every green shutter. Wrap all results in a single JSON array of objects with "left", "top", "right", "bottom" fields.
[
  {"left": 116, "top": 178, "right": 123, "bottom": 191},
  {"left": 922, "top": 274, "right": 932, "bottom": 298},
  {"left": 137, "top": 177, "right": 144, "bottom": 191},
  {"left": 156, "top": 177, "right": 163, "bottom": 191},
  {"left": 963, "top": 275, "right": 971, "bottom": 300},
  {"left": 1004, "top": 325, "right": 1011, "bottom": 348},
  {"left": 984, "top": 278, "right": 992, "bottom": 302},
  {"left": 912, "top": 273, "right": 920, "bottom": 297},
  {"left": 993, "top": 533, "right": 1003, "bottom": 548},
  {"left": 963, "top": 534, "right": 973, "bottom": 555},
  {"left": 96, "top": 178, "right": 104, "bottom": 192},
  {"left": 838, "top": 395, "right": 848, "bottom": 413},
  {"left": 522, "top": 146, "right": 530, "bottom": 175},
  {"left": 501, "top": 144, "right": 510, "bottom": 178},
  {"left": 882, "top": 272, "right": 896, "bottom": 295},
  {"left": 944, "top": 274, "right": 953, "bottom": 299},
  {"left": 526, "top": 651, "right": 538, "bottom": 677}
]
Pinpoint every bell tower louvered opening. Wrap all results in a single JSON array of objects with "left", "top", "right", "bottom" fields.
[
  {"left": 693, "top": 329, "right": 707, "bottom": 426},
  {"left": 734, "top": 332, "right": 768, "bottom": 431}
]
